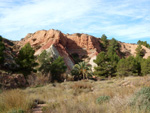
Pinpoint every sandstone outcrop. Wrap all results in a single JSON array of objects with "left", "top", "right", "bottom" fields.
[
  {"left": 16, "top": 29, "right": 150, "bottom": 71},
  {"left": 119, "top": 42, "right": 150, "bottom": 58},
  {"left": 4, "top": 29, "right": 150, "bottom": 71},
  {"left": 17, "top": 29, "right": 101, "bottom": 71}
]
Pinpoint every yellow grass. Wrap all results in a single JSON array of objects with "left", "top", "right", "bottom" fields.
[
  {"left": 1, "top": 76, "right": 150, "bottom": 113},
  {"left": 0, "top": 89, "right": 33, "bottom": 113}
]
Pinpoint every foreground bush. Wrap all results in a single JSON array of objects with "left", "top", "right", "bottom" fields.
[
  {"left": 131, "top": 87, "right": 150, "bottom": 112},
  {"left": 27, "top": 73, "right": 50, "bottom": 87},
  {"left": 96, "top": 96, "right": 110, "bottom": 104},
  {"left": 0, "top": 89, "right": 33, "bottom": 113}
]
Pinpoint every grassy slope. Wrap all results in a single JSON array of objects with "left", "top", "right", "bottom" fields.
[{"left": 0, "top": 76, "right": 150, "bottom": 113}]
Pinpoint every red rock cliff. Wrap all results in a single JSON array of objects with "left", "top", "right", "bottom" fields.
[{"left": 18, "top": 29, "right": 101, "bottom": 71}]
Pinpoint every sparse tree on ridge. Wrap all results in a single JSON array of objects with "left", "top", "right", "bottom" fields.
[
  {"left": 135, "top": 44, "right": 145, "bottom": 57},
  {"left": 101, "top": 34, "right": 108, "bottom": 50}
]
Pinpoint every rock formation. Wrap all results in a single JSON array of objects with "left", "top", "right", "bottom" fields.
[
  {"left": 2, "top": 29, "right": 150, "bottom": 71},
  {"left": 17, "top": 29, "right": 101, "bottom": 71}
]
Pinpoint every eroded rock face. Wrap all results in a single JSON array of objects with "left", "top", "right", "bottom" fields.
[
  {"left": 66, "top": 33, "right": 101, "bottom": 57},
  {"left": 2, "top": 39, "right": 19, "bottom": 70},
  {"left": 119, "top": 42, "right": 150, "bottom": 58},
  {"left": 17, "top": 29, "right": 150, "bottom": 71},
  {"left": 18, "top": 29, "right": 101, "bottom": 71}
]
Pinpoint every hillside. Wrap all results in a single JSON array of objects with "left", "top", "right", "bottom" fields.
[
  {"left": 3, "top": 29, "right": 150, "bottom": 71},
  {"left": 1, "top": 29, "right": 150, "bottom": 113}
]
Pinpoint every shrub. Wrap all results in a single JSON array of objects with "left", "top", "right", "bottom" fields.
[
  {"left": 71, "top": 81, "right": 93, "bottom": 96},
  {"left": 131, "top": 87, "right": 150, "bottom": 112},
  {"left": 96, "top": 96, "right": 110, "bottom": 104},
  {"left": 38, "top": 50, "right": 67, "bottom": 82},
  {"left": 71, "top": 82, "right": 93, "bottom": 90},
  {"left": 27, "top": 73, "right": 50, "bottom": 87},
  {"left": 8, "top": 109, "right": 24, "bottom": 113}
]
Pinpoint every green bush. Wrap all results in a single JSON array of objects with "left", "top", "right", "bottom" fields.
[
  {"left": 38, "top": 50, "right": 67, "bottom": 82},
  {"left": 96, "top": 96, "right": 110, "bottom": 104},
  {"left": 8, "top": 109, "right": 24, "bottom": 113},
  {"left": 131, "top": 87, "right": 150, "bottom": 112}
]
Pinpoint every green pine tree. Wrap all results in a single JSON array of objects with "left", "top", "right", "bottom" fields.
[
  {"left": 94, "top": 52, "right": 111, "bottom": 77},
  {"left": 38, "top": 50, "right": 53, "bottom": 75},
  {"left": 141, "top": 58, "right": 150, "bottom": 75},
  {"left": 135, "top": 44, "right": 145, "bottom": 57},
  {"left": 135, "top": 55, "right": 143, "bottom": 75},
  {"left": 38, "top": 50, "right": 67, "bottom": 82},
  {"left": 16, "top": 43, "right": 37, "bottom": 76},
  {"left": 94, "top": 38, "right": 120, "bottom": 77},
  {"left": 107, "top": 38, "right": 120, "bottom": 76},
  {"left": 117, "top": 56, "right": 139, "bottom": 76},
  {"left": 137, "top": 40, "right": 150, "bottom": 48},
  {"left": 101, "top": 34, "right": 108, "bottom": 49},
  {"left": 50, "top": 56, "right": 67, "bottom": 82}
]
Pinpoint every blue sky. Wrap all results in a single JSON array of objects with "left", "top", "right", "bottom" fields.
[{"left": 0, "top": 0, "right": 150, "bottom": 43}]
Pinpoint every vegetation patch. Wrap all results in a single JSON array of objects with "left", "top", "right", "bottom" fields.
[
  {"left": 131, "top": 87, "right": 150, "bottom": 112},
  {"left": 0, "top": 89, "right": 33, "bottom": 113},
  {"left": 8, "top": 109, "right": 24, "bottom": 113},
  {"left": 96, "top": 95, "right": 110, "bottom": 104}
]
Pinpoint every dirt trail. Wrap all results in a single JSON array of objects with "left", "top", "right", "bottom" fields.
[{"left": 32, "top": 104, "right": 47, "bottom": 113}]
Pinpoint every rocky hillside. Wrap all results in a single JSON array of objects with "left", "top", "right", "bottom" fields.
[
  {"left": 3, "top": 29, "right": 150, "bottom": 71},
  {"left": 2, "top": 39, "right": 19, "bottom": 70}
]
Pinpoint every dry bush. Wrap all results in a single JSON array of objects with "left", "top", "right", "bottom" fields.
[
  {"left": 130, "top": 87, "right": 150, "bottom": 112},
  {"left": 0, "top": 89, "right": 33, "bottom": 113},
  {"left": 71, "top": 81, "right": 93, "bottom": 90},
  {"left": 27, "top": 73, "right": 50, "bottom": 87}
]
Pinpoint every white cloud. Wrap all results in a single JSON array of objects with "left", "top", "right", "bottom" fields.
[{"left": 0, "top": 0, "right": 150, "bottom": 42}]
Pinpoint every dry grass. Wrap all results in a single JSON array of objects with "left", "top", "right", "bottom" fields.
[
  {"left": 1, "top": 76, "right": 150, "bottom": 113},
  {"left": 27, "top": 73, "right": 50, "bottom": 87},
  {"left": 0, "top": 89, "right": 33, "bottom": 113}
]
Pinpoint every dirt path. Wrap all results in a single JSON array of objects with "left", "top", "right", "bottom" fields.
[{"left": 32, "top": 104, "right": 47, "bottom": 113}]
